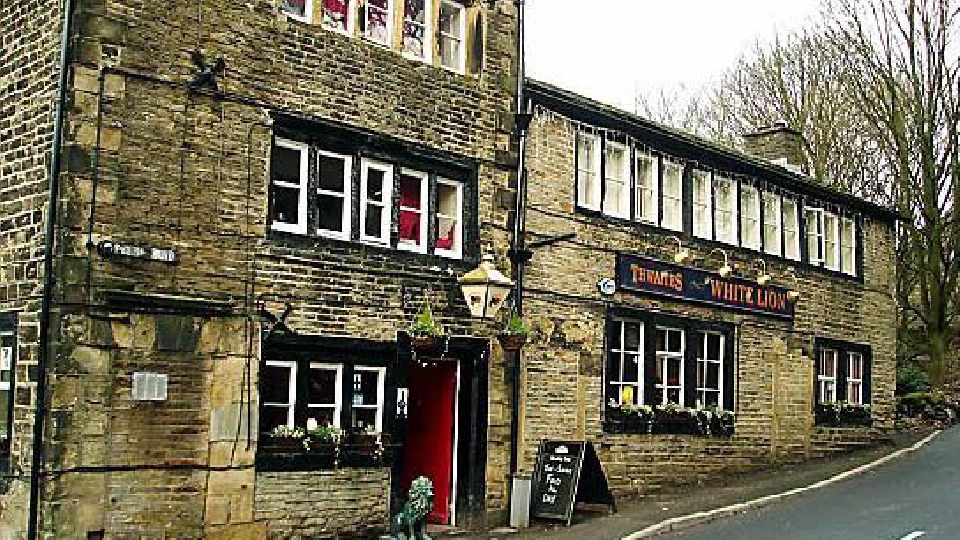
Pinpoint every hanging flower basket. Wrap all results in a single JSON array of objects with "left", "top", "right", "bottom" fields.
[
  {"left": 410, "top": 334, "right": 444, "bottom": 353},
  {"left": 407, "top": 301, "right": 446, "bottom": 354},
  {"left": 497, "top": 333, "right": 527, "bottom": 352}
]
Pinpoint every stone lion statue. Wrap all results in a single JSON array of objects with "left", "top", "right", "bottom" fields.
[{"left": 385, "top": 476, "right": 434, "bottom": 540}]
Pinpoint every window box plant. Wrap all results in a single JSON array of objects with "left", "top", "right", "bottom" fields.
[
  {"left": 408, "top": 302, "right": 446, "bottom": 353},
  {"left": 814, "top": 402, "right": 842, "bottom": 426},
  {"left": 604, "top": 400, "right": 654, "bottom": 434},
  {"left": 837, "top": 402, "right": 872, "bottom": 426},
  {"left": 260, "top": 425, "right": 307, "bottom": 453},
  {"left": 305, "top": 422, "right": 342, "bottom": 468},
  {"left": 497, "top": 312, "right": 529, "bottom": 352},
  {"left": 342, "top": 428, "right": 386, "bottom": 467},
  {"left": 652, "top": 403, "right": 702, "bottom": 435},
  {"left": 701, "top": 407, "right": 736, "bottom": 437}
]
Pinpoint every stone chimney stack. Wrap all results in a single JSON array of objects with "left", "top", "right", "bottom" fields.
[{"left": 742, "top": 122, "right": 807, "bottom": 174}]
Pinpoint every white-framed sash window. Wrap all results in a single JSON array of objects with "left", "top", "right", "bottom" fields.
[
  {"left": 402, "top": 0, "right": 431, "bottom": 60},
  {"left": 282, "top": 0, "right": 313, "bottom": 23},
  {"left": 321, "top": 0, "right": 355, "bottom": 33},
  {"left": 608, "top": 320, "right": 644, "bottom": 407},
  {"left": 783, "top": 198, "right": 801, "bottom": 261},
  {"left": 654, "top": 326, "right": 685, "bottom": 406},
  {"left": 762, "top": 192, "right": 782, "bottom": 256},
  {"left": 398, "top": 170, "right": 429, "bottom": 253},
  {"left": 270, "top": 139, "right": 310, "bottom": 235},
  {"left": 823, "top": 211, "right": 840, "bottom": 270},
  {"left": 805, "top": 207, "right": 825, "bottom": 266},
  {"left": 438, "top": 0, "right": 466, "bottom": 72},
  {"left": 840, "top": 216, "right": 856, "bottom": 275},
  {"left": 307, "top": 363, "right": 343, "bottom": 428},
  {"left": 364, "top": 0, "right": 394, "bottom": 46},
  {"left": 360, "top": 159, "right": 394, "bottom": 245},
  {"left": 740, "top": 184, "right": 761, "bottom": 250},
  {"left": 846, "top": 352, "right": 864, "bottom": 405},
  {"left": 696, "top": 332, "right": 724, "bottom": 409},
  {"left": 435, "top": 178, "right": 463, "bottom": 259},
  {"left": 351, "top": 366, "right": 386, "bottom": 433},
  {"left": 317, "top": 150, "right": 353, "bottom": 240},
  {"left": 817, "top": 349, "right": 838, "bottom": 403},
  {"left": 634, "top": 151, "right": 659, "bottom": 224},
  {"left": 603, "top": 141, "right": 630, "bottom": 218},
  {"left": 576, "top": 133, "right": 601, "bottom": 211},
  {"left": 692, "top": 170, "right": 713, "bottom": 240},
  {"left": 262, "top": 360, "right": 298, "bottom": 430},
  {"left": 715, "top": 176, "right": 737, "bottom": 244},
  {"left": 661, "top": 160, "right": 683, "bottom": 232}
]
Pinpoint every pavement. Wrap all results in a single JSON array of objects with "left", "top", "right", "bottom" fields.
[{"left": 438, "top": 428, "right": 943, "bottom": 540}]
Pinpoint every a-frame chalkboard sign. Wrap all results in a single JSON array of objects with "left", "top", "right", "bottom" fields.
[{"left": 529, "top": 440, "right": 616, "bottom": 525}]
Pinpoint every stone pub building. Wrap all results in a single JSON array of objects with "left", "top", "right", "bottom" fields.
[{"left": 1, "top": 0, "right": 898, "bottom": 537}]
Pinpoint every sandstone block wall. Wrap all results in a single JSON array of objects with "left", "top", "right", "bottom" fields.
[{"left": 517, "top": 106, "right": 898, "bottom": 498}]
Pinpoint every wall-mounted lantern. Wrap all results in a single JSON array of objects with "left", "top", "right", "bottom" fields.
[{"left": 458, "top": 255, "right": 514, "bottom": 319}]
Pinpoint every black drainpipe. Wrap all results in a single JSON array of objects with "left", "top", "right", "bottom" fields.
[
  {"left": 507, "top": 0, "right": 533, "bottom": 485},
  {"left": 28, "top": 0, "right": 75, "bottom": 536}
]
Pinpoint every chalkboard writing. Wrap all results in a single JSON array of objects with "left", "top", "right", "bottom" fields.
[{"left": 530, "top": 440, "right": 586, "bottom": 524}]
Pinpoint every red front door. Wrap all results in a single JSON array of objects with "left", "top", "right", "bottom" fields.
[{"left": 403, "top": 361, "right": 457, "bottom": 524}]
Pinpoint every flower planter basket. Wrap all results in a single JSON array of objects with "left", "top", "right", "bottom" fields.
[
  {"left": 705, "top": 414, "right": 735, "bottom": 437},
  {"left": 838, "top": 407, "right": 872, "bottom": 427},
  {"left": 261, "top": 436, "right": 304, "bottom": 453},
  {"left": 497, "top": 334, "right": 527, "bottom": 352},
  {"left": 342, "top": 433, "right": 386, "bottom": 467},
  {"left": 814, "top": 405, "right": 841, "bottom": 427},
  {"left": 653, "top": 411, "right": 702, "bottom": 435},
  {"left": 410, "top": 334, "right": 444, "bottom": 354}
]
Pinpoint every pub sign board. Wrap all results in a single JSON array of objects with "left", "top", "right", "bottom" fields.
[{"left": 616, "top": 254, "right": 795, "bottom": 319}]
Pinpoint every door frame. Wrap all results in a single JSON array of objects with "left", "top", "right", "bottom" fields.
[{"left": 392, "top": 334, "right": 489, "bottom": 527}]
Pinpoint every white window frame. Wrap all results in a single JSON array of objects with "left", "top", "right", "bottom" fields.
[
  {"left": 762, "top": 192, "right": 782, "bottom": 256},
  {"left": 661, "top": 160, "right": 684, "bottom": 232},
  {"left": 576, "top": 132, "right": 601, "bottom": 211},
  {"left": 823, "top": 211, "right": 840, "bottom": 271},
  {"left": 434, "top": 178, "right": 463, "bottom": 259},
  {"left": 320, "top": 0, "right": 356, "bottom": 34},
  {"left": 695, "top": 331, "right": 724, "bottom": 409},
  {"left": 282, "top": 0, "right": 313, "bottom": 23},
  {"left": 634, "top": 151, "right": 659, "bottom": 225},
  {"left": 841, "top": 217, "right": 856, "bottom": 276},
  {"left": 740, "top": 184, "right": 761, "bottom": 250},
  {"left": 402, "top": 0, "right": 432, "bottom": 61},
  {"left": 655, "top": 326, "right": 685, "bottom": 406},
  {"left": 307, "top": 362, "right": 344, "bottom": 429},
  {"left": 359, "top": 159, "right": 394, "bottom": 246},
  {"left": 783, "top": 198, "right": 801, "bottom": 261},
  {"left": 817, "top": 349, "right": 838, "bottom": 403},
  {"left": 363, "top": 0, "right": 395, "bottom": 46},
  {"left": 609, "top": 319, "right": 644, "bottom": 406},
  {"left": 397, "top": 169, "right": 429, "bottom": 254},
  {"left": 352, "top": 366, "right": 386, "bottom": 433},
  {"left": 316, "top": 150, "right": 353, "bottom": 240},
  {"left": 438, "top": 0, "right": 466, "bottom": 73},
  {"left": 846, "top": 352, "right": 864, "bottom": 405},
  {"left": 805, "top": 207, "right": 825, "bottom": 266},
  {"left": 263, "top": 360, "right": 298, "bottom": 429},
  {"left": 270, "top": 139, "right": 309, "bottom": 235},
  {"left": 692, "top": 170, "right": 713, "bottom": 240},
  {"left": 602, "top": 141, "right": 630, "bottom": 219},
  {"left": 714, "top": 176, "right": 737, "bottom": 245}
]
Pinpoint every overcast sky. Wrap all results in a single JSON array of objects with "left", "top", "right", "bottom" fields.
[{"left": 526, "top": 0, "right": 824, "bottom": 113}]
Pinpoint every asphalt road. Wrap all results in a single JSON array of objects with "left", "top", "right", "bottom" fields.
[{"left": 656, "top": 427, "right": 960, "bottom": 540}]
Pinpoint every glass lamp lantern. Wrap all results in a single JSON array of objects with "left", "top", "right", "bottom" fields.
[{"left": 458, "top": 255, "right": 514, "bottom": 319}]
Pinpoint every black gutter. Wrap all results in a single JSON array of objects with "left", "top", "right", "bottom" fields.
[
  {"left": 29, "top": 0, "right": 75, "bottom": 536},
  {"left": 526, "top": 78, "right": 904, "bottom": 223}
]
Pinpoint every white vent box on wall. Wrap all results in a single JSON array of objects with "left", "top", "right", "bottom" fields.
[{"left": 132, "top": 372, "right": 168, "bottom": 401}]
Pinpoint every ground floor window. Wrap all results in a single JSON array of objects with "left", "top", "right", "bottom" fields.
[
  {"left": 0, "top": 314, "right": 15, "bottom": 468},
  {"left": 257, "top": 342, "right": 392, "bottom": 470},
  {"left": 813, "top": 338, "right": 872, "bottom": 427},
  {"left": 604, "top": 311, "right": 735, "bottom": 436}
]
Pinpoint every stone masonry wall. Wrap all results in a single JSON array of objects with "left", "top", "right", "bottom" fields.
[
  {"left": 254, "top": 469, "right": 390, "bottom": 540},
  {"left": 34, "top": 0, "right": 520, "bottom": 537},
  {"left": 0, "top": 0, "right": 66, "bottom": 535},
  {"left": 517, "top": 108, "right": 897, "bottom": 498}
]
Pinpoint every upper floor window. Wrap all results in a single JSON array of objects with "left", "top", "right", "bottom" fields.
[
  {"left": 364, "top": 0, "right": 394, "bottom": 46},
  {"left": 805, "top": 207, "right": 825, "bottom": 266},
  {"left": 269, "top": 138, "right": 468, "bottom": 260},
  {"left": 360, "top": 159, "right": 394, "bottom": 245},
  {"left": 270, "top": 139, "right": 310, "bottom": 235},
  {"left": 439, "top": 1, "right": 466, "bottom": 72},
  {"left": 661, "top": 161, "right": 683, "bottom": 232},
  {"left": 435, "top": 179, "right": 463, "bottom": 259},
  {"left": 783, "top": 198, "right": 800, "bottom": 260},
  {"left": 283, "top": 0, "right": 313, "bottom": 23},
  {"left": 740, "top": 184, "right": 761, "bottom": 250},
  {"left": 715, "top": 176, "right": 737, "bottom": 244},
  {"left": 576, "top": 133, "right": 601, "bottom": 211},
  {"left": 634, "top": 152, "right": 658, "bottom": 224},
  {"left": 840, "top": 217, "right": 856, "bottom": 276},
  {"left": 603, "top": 141, "right": 630, "bottom": 218},
  {"left": 398, "top": 170, "right": 428, "bottom": 253},
  {"left": 823, "top": 211, "right": 840, "bottom": 270},
  {"left": 403, "top": 0, "right": 431, "bottom": 59},
  {"left": 317, "top": 150, "right": 354, "bottom": 240},
  {"left": 762, "top": 192, "right": 781, "bottom": 256},
  {"left": 322, "top": 0, "right": 354, "bottom": 32},
  {"left": 692, "top": 170, "right": 713, "bottom": 240}
]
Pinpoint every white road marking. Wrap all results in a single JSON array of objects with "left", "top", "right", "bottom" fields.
[{"left": 901, "top": 532, "right": 925, "bottom": 540}]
